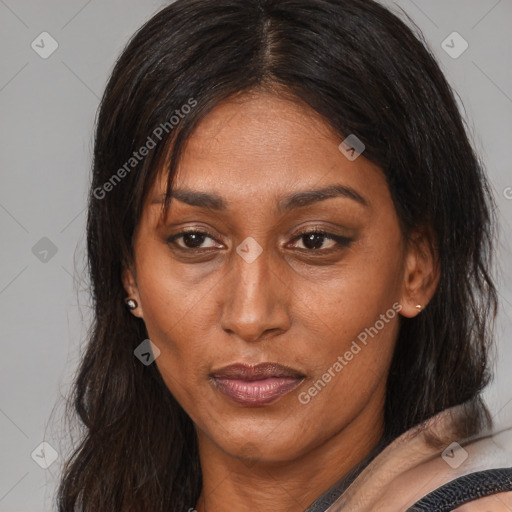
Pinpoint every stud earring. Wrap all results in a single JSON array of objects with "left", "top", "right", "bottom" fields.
[
  {"left": 416, "top": 304, "right": 422, "bottom": 312},
  {"left": 125, "top": 298, "right": 138, "bottom": 310}
]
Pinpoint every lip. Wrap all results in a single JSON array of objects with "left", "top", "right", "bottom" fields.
[{"left": 210, "top": 363, "right": 305, "bottom": 406}]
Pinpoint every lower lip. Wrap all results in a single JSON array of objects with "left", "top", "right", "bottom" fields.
[{"left": 212, "top": 377, "right": 304, "bottom": 406}]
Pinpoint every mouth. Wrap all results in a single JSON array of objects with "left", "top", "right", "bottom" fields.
[{"left": 210, "top": 362, "right": 306, "bottom": 406}]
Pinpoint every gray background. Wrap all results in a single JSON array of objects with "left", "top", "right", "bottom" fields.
[{"left": 1, "top": 1, "right": 511, "bottom": 510}]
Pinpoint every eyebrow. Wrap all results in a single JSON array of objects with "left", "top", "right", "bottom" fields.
[{"left": 150, "top": 184, "right": 368, "bottom": 212}]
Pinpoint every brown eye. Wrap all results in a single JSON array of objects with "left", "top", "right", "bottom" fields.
[
  {"left": 290, "top": 230, "right": 353, "bottom": 252},
  {"left": 167, "top": 230, "right": 221, "bottom": 250}
]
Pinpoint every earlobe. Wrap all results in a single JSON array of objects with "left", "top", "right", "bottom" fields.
[
  {"left": 122, "top": 267, "right": 144, "bottom": 318},
  {"left": 399, "top": 227, "right": 440, "bottom": 318}
]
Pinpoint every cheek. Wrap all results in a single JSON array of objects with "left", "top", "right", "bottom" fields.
[
  {"left": 133, "top": 260, "right": 218, "bottom": 406},
  {"left": 295, "top": 296, "right": 400, "bottom": 416},
  {"left": 291, "top": 239, "right": 403, "bottom": 352},
  {"left": 136, "top": 240, "right": 219, "bottom": 342},
  {"left": 289, "top": 231, "right": 403, "bottom": 412}
]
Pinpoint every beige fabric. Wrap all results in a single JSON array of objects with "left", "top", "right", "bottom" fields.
[{"left": 325, "top": 405, "right": 512, "bottom": 512}]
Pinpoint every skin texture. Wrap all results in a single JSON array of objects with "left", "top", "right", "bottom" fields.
[{"left": 123, "top": 91, "right": 439, "bottom": 511}]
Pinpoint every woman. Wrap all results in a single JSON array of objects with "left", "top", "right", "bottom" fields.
[{"left": 57, "top": 0, "right": 512, "bottom": 510}]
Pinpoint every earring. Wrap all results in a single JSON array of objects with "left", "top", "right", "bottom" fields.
[
  {"left": 125, "top": 298, "right": 138, "bottom": 310},
  {"left": 416, "top": 304, "right": 422, "bottom": 312}
]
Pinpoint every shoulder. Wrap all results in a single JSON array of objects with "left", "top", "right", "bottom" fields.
[
  {"left": 409, "top": 467, "right": 512, "bottom": 512},
  {"left": 453, "top": 491, "right": 512, "bottom": 511},
  {"left": 324, "top": 406, "right": 512, "bottom": 512}
]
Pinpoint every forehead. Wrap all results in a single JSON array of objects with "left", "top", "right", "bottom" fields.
[
  {"left": 176, "top": 93, "right": 335, "bottom": 184},
  {"left": 148, "top": 90, "right": 388, "bottom": 215}
]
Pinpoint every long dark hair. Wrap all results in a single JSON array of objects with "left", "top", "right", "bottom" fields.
[{"left": 57, "top": 0, "right": 498, "bottom": 510}]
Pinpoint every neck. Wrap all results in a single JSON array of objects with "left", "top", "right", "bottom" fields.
[{"left": 194, "top": 401, "right": 385, "bottom": 512}]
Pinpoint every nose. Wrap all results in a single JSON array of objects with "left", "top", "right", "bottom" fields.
[{"left": 219, "top": 241, "right": 291, "bottom": 343}]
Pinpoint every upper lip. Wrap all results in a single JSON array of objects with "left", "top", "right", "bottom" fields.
[{"left": 211, "top": 362, "right": 305, "bottom": 381}]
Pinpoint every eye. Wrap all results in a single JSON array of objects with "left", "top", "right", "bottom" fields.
[
  {"left": 166, "top": 228, "right": 353, "bottom": 254},
  {"left": 288, "top": 229, "right": 353, "bottom": 252},
  {"left": 166, "top": 229, "right": 222, "bottom": 250}
]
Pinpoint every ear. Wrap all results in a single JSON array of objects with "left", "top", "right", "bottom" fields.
[
  {"left": 122, "top": 265, "right": 144, "bottom": 318},
  {"left": 399, "top": 226, "right": 440, "bottom": 318}
]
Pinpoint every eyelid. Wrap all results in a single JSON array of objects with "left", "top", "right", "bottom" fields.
[
  {"left": 166, "top": 228, "right": 224, "bottom": 249},
  {"left": 287, "top": 227, "right": 353, "bottom": 251},
  {"left": 166, "top": 225, "right": 353, "bottom": 253},
  {"left": 289, "top": 224, "right": 349, "bottom": 238}
]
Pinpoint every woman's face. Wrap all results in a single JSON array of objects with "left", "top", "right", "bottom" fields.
[{"left": 124, "top": 91, "right": 429, "bottom": 466}]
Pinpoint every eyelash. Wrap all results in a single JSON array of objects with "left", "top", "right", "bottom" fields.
[{"left": 166, "top": 228, "right": 353, "bottom": 254}]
